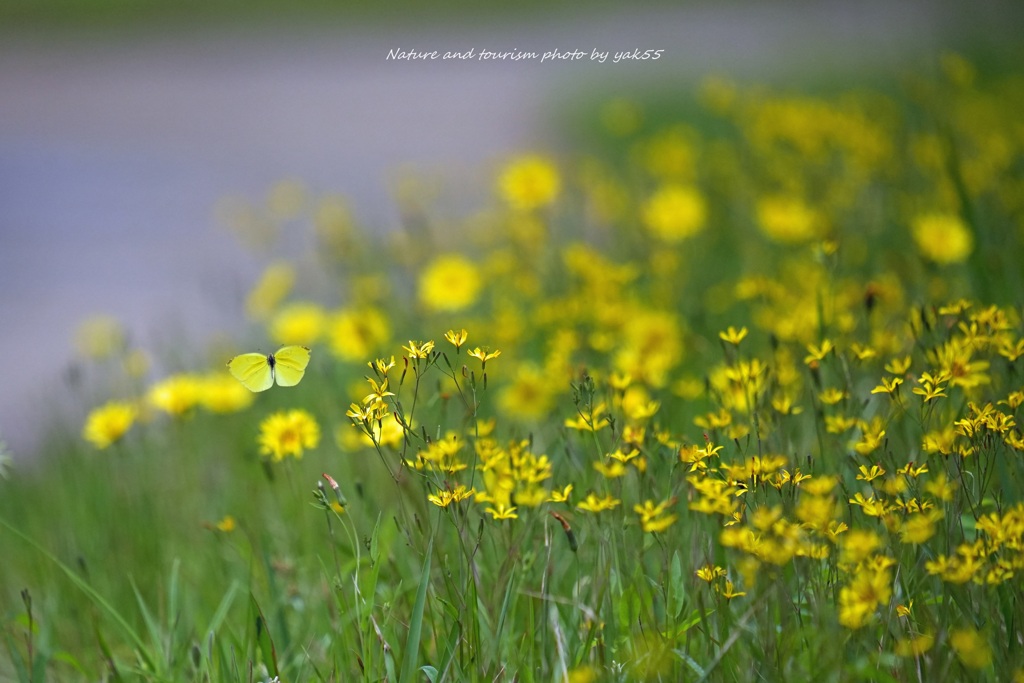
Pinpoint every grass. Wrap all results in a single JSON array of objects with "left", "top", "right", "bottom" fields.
[{"left": 3, "top": 52, "right": 1024, "bottom": 681}]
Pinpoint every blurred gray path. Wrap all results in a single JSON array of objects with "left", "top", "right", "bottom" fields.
[{"left": 0, "top": 1, "right": 1012, "bottom": 456}]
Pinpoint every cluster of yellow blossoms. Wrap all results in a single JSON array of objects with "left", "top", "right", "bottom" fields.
[{"left": 75, "top": 55, "right": 1024, "bottom": 675}]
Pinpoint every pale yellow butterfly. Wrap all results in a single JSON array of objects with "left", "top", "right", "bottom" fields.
[{"left": 227, "top": 345, "right": 311, "bottom": 392}]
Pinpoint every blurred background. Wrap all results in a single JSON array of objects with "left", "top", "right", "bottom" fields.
[{"left": 0, "top": 0, "right": 1020, "bottom": 458}]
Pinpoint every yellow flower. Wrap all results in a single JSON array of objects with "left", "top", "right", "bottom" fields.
[
  {"left": 467, "top": 347, "right": 501, "bottom": 363},
  {"left": 818, "top": 388, "right": 848, "bottom": 405},
  {"left": 950, "top": 627, "right": 992, "bottom": 669},
  {"left": 856, "top": 464, "right": 886, "bottom": 482},
  {"left": 75, "top": 315, "right": 125, "bottom": 359},
  {"left": 885, "top": 356, "right": 912, "bottom": 375},
  {"left": 215, "top": 515, "right": 237, "bottom": 533},
  {"left": 428, "top": 485, "right": 476, "bottom": 508},
  {"left": 870, "top": 376, "right": 903, "bottom": 395},
  {"left": 547, "top": 484, "right": 573, "bottom": 503},
  {"left": 899, "top": 510, "right": 943, "bottom": 545},
  {"left": 577, "top": 492, "right": 621, "bottom": 513},
  {"left": 266, "top": 178, "right": 308, "bottom": 218},
  {"left": 245, "top": 262, "right": 295, "bottom": 321},
  {"left": 696, "top": 565, "right": 727, "bottom": 582},
  {"left": 498, "top": 364, "right": 555, "bottom": 420},
  {"left": 634, "top": 498, "right": 678, "bottom": 533},
  {"left": 258, "top": 409, "right": 320, "bottom": 461},
  {"left": 268, "top": 301, "right": 326, "bottom": 346},
  {"left": 838, "top": 564, "right": 892, "bottom": 629},
  {"left": 199, "top": 373, "right": 255, "bottom": 413},
  {"left": 839, "top": 529, "right": 882, "bottom": 565},
  {"left": 419, "top": 254, "right": 483, "bottom": 312},
  {"left": 564, "top": 404, "right": 611, "bottom": 432},
  {"left": 327, "top": 307, "right": 390, "bottom": 362},
  {"left": 614, "top": 310, "right": 683, "bottom": 387},
  {"left": 82, "top": 401, "right": 137, "bottom": 449},
  {"left": 911, "top": 212, "right": 973, "bottom": 265},
  {"left": 755, "top": 194, "right": 822, "bottom": 243},
  {"left": 895, "top": 633, "right": 934, "bottom": 657},
  {"left": 148, "top": 374, "right": 203, "bottom": 417},
  {"left": 718, "top": 580, "right": 746, "bottom": 600},
  {"left": 444, "top": 328, "right": 468, "bottom": 350},
  {"left": 497, "top": 154, "right": 560, "bottom": 211},
  {"left": 404, "top": 340, "right": 436, "bottom": 360},
  {"left": 594, "top": 460, "right": 627, "bottom": 479},
  {"left": 361, "top": 414, "right": 408, "bottom": 448},
  {"left": 485, "top": 503, "right": 519, "bottom": 520},
  {"left": 804, "top": 339, "right": 835, "bottom": 365},
  {"left": 642, "top": 184, "right": 707, "bottom": 242},
  {"left": 718, "top": 326, "right": 748, "bottom": 345}
]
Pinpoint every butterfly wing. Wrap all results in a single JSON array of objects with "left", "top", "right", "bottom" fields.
[
  {"left": 272, "top": 346, "right": 311, "bottom": 387},
  {"left": 228, "top": 353, "right": 275, "bottom": 392}
]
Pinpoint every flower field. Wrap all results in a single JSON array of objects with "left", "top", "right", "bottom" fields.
[{"left": 3, "top": 53, "right": 1024, "bottom": 681}]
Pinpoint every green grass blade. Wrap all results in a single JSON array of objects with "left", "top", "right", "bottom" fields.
[
  {"left": 129, "top": 579, "right": 165, "bottom": 673},
  {"left": 435, "top": 617, "right": 461, "bottom": 682},
  {"left": 0, "top": 517, "right": 157, "bottom": 674},
  {"left": 490, "top": 565, "right": 516, "bottom": 665},
  {"left": 249, "top": 593, "right": 279, "bottom": 678},
  {"left": 2, "top": 632, "right": 32, "bottom": 683},
  {"left": 399, "top": 536, "right": 433, "bottom": 683},
  {"left": 206, "top": 580, "right": 240, "bottom": 634}
]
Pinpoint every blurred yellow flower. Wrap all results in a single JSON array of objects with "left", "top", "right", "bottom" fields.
[
  {"left": 634, "top": 498, "right": 678, "bottom": 533},
  {"left": 258, "top": 409, "right": 320, "bottom": 461},
  {"left": 895, "top": 633, "right": 934, "bottom": 658},
  {"left": 614, "top": 310, "right": 683, "bottom": 387},
  {"left": 911, "top": 212, "right": 973, "bottom": 265},
  {"left": 122, "top": 349, "right": 150, "bottom": 379},
  {"left": 642, "top": 184, "right": 707, "bottom": 242},
  {"left": 428, "top": 484, "right": 476, "bottom": 508},
  {"left": 577, "top": 492, "right": 621, "bottom": 513},
  {"left": 75, "top": 315, "right": 125, "bottom": 360},
  {"left": 327, "top": 307, "right": 390, "bottom": 362},
  {"left": 199, "top": 373, "right": 255, "bottom": 413},
  {"left": 148, "top": 375, "right": 203, "bottom": 417},
  {"left": 82, "top": 401, "right": 137, "bottom": 449},
  {"left": 898, "top": 510, "right": 942, "bottom": 545},
  {"left": 245, "top": 262, "right": 295, "bottom": 321},
  {"left": 498, "top": 364, "right": 555, "bottom": 420},
  {"left": 950, "top": 627, "right": 992, "bottom": 669},
  {"left": 497, "top": 154, "right": 561, "bottom": 211},
  {"left": 838, "top": 564, "right": 892, "bottom": 629},
  {"left": 419, "top": 254, "right": 483, "bottom": 312},
  {"left": 313, "top": 195, "right": 354, "bottom": 259},
  {"left": 361, "top": 414, "right": 408, "bottom": 448},
  {"left": 266, "top": 178, "right": 308, "bottom": 219},
  {"left": 755, "top": 194, "right": 822, "bottom": 244},
  {"left": 269, "top": 301, "right": 326, "bottom": 346},
  {"left": 641, "top": 126, "right": 697, "bottom": 179},
  {"left": 485, "top": 503, "right": 519, "bottom": 520},
  {"left": 719, "top": 326, "right": 748, "bottom": 345}
]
